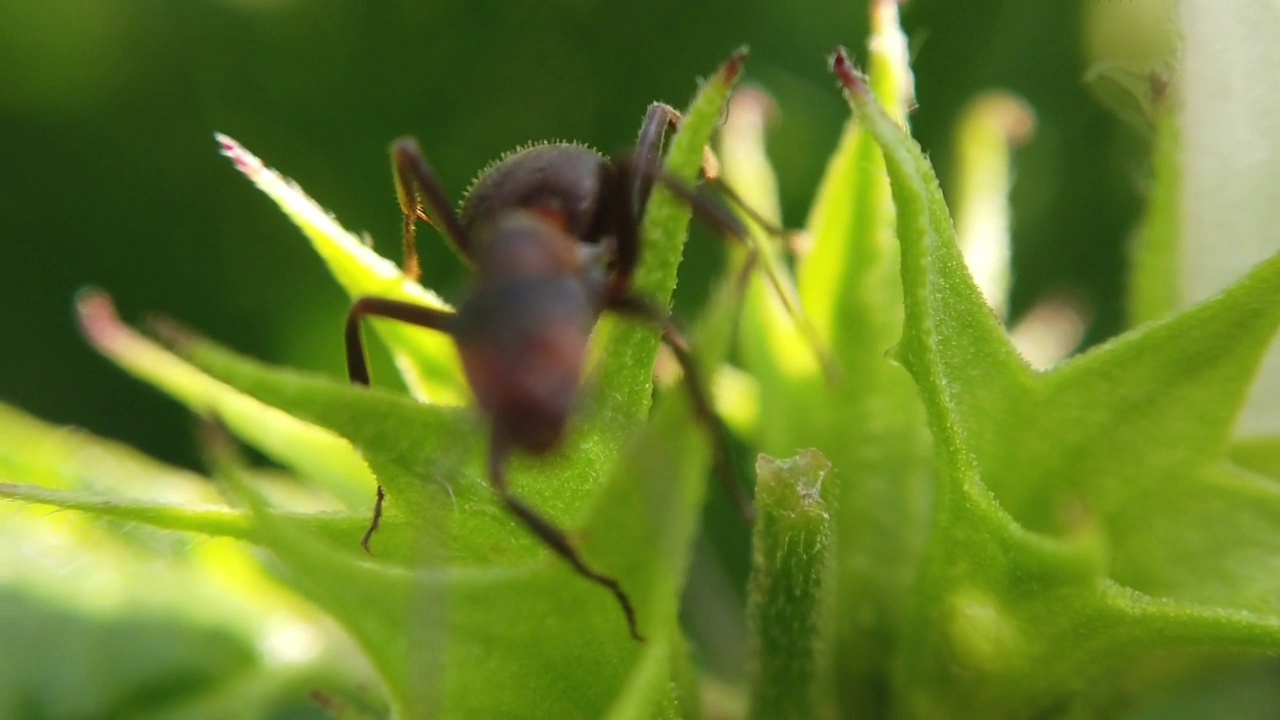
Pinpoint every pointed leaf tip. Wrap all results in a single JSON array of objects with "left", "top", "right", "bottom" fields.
[
  {"left": 722, "top": 47, "right": 750, "bottom": 83},
  {"left": 871, "top": 0, "right": 911, "bottom": 27},
  {"left": 830, "top": 46, "right": 868, "bottom": 97},
  {"left": 210, "top": 130, "right": 467, "bottom": 403},
  {"left": 75, "top": 288, "right": 127, "bottom": 355},
  {"left": 214, "top": 132, "right": 263, "bottom": 177}
]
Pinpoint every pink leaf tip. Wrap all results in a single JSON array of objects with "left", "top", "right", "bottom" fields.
[
  {"left": 214, "top": 132, "right": 264, "bottom": 177},
  {"left": 829, "top": 46, "right": 869, "bottom": 97},
  {"left": 721, "top": 46, "right": 750, "bottom": 84},
  {"left": 75, "top": 288, "right": 126, "bottom": 353}
]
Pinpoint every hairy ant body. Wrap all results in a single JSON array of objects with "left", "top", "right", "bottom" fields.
[{"left": 345, "top": 86, "right": 755, "bottom": 641}]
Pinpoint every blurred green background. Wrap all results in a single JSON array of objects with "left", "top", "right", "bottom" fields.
[{"left": 0, "top": 0, "right": 1172, "bottom": 469}]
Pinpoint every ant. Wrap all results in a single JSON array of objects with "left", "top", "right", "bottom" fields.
[{"left": 346, "top": 56, "right": 792, "bottom": 641}]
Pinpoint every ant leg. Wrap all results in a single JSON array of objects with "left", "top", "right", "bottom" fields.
[
  {"left": 361, "top": 485, "right": 387, "bottom": 551},
  {"left": 605, "top": 295, "right": 756, "bottom": 525},
  {"left": 345, "top": 297, "right": 457, "bottom": 385},
  {"left": 390, "top": 137, "right": 475, "bottom": 272},
  {"left": 626, "top": 103, "right": 776, "bottom": 296},
  {"left": 607, "top": 150, "right": 834, "bottom": 400},
  {"left": 625, "top": 105, "right": 838, "bottom": 382},
  {"left": 344, "top": 297, "right": 458, "bottom": 552},
  {"left": 708, "top": 179, "right": 841, "bottom": 383},
  {"left": 625, "top": 110, "right": 747, "bottom": 241},
  {"left": 632, "top": 102, "right": 681, "bottom": 214},
  {"left": 622, "top": 154, "right": 839, "bottom": 383},
  {"left": 621, "top": 157, "right": 797, "bottom": 313},
  {"left": 632, "top": 103, "right": 768, "bottom": 233},
  {"left": 487, "top": 435, "right": 643, "bottom": 642},
  {"left": 619, "top": 156, "right": 752, "bottom": 241},
  {"left": 633, "top": 103, "right": 725, "bottom": 210},
  {"left": 605, "top": 154, "right": 748, "bottom": 297}
]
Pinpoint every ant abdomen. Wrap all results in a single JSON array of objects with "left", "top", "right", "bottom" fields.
[{"left": 456, "top": 276, "right": 592, "bottom": 455}]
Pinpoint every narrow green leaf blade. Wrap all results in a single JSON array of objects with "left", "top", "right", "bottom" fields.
[
  {"left": 591, "top": 48, "right": 748, "bottom": 423},
  {"left": 0, "top": 402, "right": 215, "bottom": 498},
  {"left": 0, "top": 481, "right": 251, "bottom": 539},
  {"left": 76, "top": 291, "right": 373, "bottom": 510},
  {"left": 1126, "top": 88, "right": 1181, "bottom": 327},
  {"left": 747, "top": 450, "right": 834, "bottom": 720},
  {"left": 216, "top": 133, "right": 468, "bottom": 405},
  {"left": 160, "top": 327, "right": 518, "bottom": 564},
  {"left": 757, "top": 7, "right": 937, "bottom": 714}
]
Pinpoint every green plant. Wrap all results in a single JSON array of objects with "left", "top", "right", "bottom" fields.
[{"left": 5, "top": 1, "right": 1280, "bottom": 718}]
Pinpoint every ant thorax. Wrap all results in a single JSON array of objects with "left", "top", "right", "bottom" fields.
[{"left": 470, "top": 211, "right": 592, "bottom": 285}]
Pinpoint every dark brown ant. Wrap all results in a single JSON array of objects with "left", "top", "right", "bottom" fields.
[{"left": 346, "top": 55, "right": 778, "bottom": 642}]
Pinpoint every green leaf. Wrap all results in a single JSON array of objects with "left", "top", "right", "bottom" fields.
[
  {"left": 76, "top": 291, "right": 373, "bottom": 511},
  {"left": 747, "top": 450, "right": 834, "bottom": 720},
  {"left": 0, "top": 587, "right": 259, "bottom": 719},
  {"left": 1012, "top": 251, "right": 1280, "bottom": 536},
  {"left": 717, "top": 87, "right": 822, "bottom": 387},
  {"left": 0, "top": 407, "right": 375, "bottom": 718},
  {"left": 162, "top": 328, "right": 497, "bottom": 563},
  {"left": 1229, "top": 436, "right": 1280, "bottom": 479},
  {"left": 723, "top": 5, "right": 934, "bottom": 715},
  {"left": 0, "top": 481, "right": 251, "bottom": 539},
  {"left": 216, "top": 133, "right": 468, "bottom": 405},
  {"left": 0, "top": 402, "right": 251, "bottom": 539},
  {"left": 0, "top": 49, "right": 749, "bottom": 720},
  {"left": 591, "top": 47, "right": 749, "bottom": 419},
  {"left": 835, "top": 43, "right": 1280, "bottom": 717},
  {"left": 188, "top": 51, "right": 746, "bottom": 718},
  {"left": 1126, "top": 90, "right": 1180, "bottom": 328},
  {"left": 710, "top": 7, "right": 941, "bottom": 713},
  {"left": 1101, "top": 463, "right": 1280, "bottom": 610},
  {"left": 0, "top": 402, "right": 214, "bottom": 498}
]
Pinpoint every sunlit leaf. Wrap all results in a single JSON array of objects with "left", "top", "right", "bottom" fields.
[
  {"left": 216, "top": 133, "right": 468, "bottom": 405},
  {"left": 835, "top": 43, "right": 1280, "bottom": 717}
]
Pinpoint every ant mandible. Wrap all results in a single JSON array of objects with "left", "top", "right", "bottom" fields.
[{"left": 346, "top": 61, "right": 759, "bottom": 643}]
